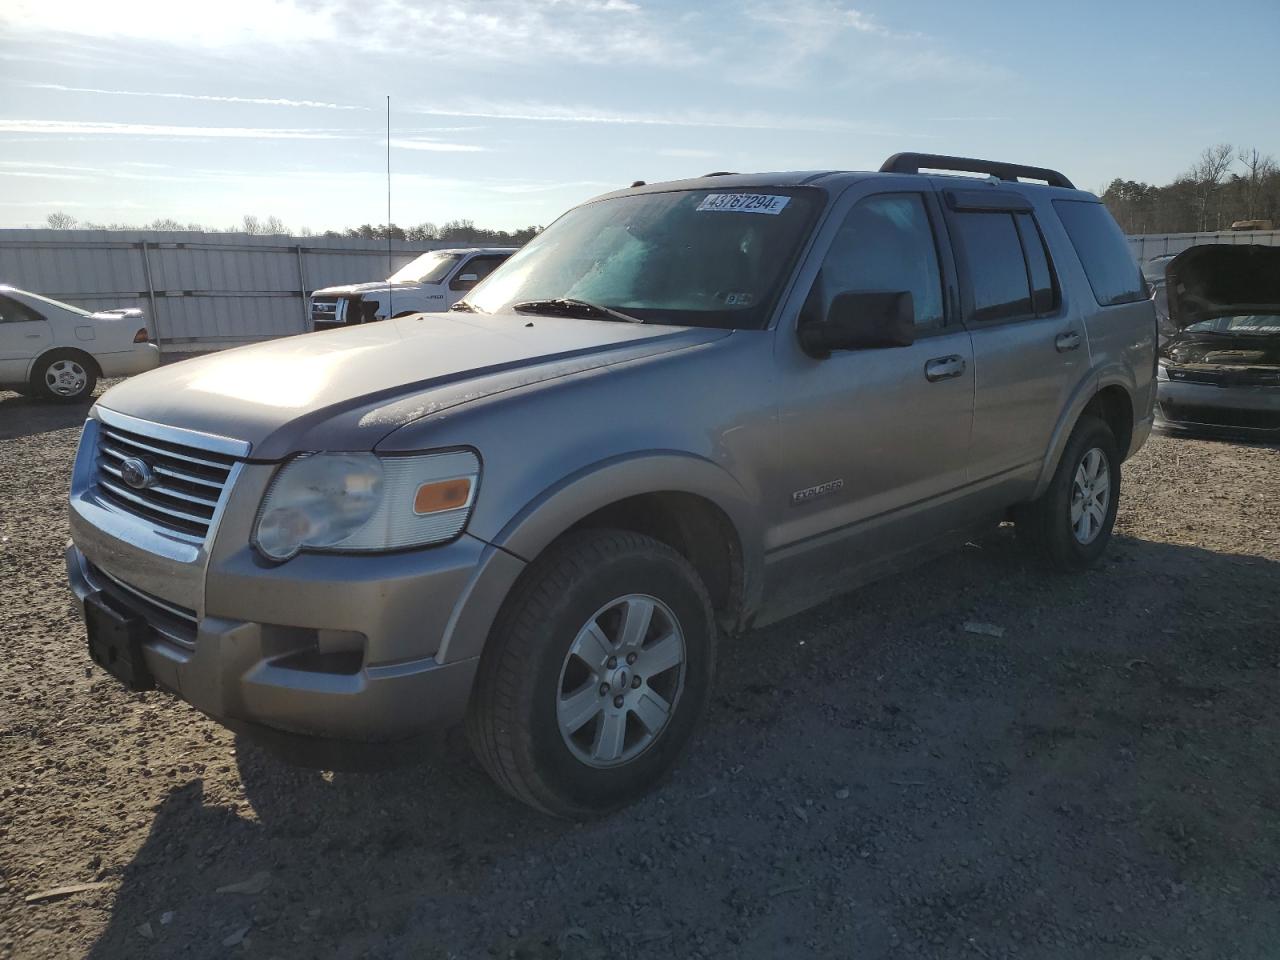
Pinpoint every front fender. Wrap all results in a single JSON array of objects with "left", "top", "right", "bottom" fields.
[{"left": 491, "top": 450, "right": 763, "bottom": 610}]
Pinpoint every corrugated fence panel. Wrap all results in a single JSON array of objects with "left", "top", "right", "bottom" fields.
[
  {"left": 0, "top": 229, "right": 465, "bottom": 348},
  {"left": 1128, "top": 230, "right": 1279, "bottom": 262}
]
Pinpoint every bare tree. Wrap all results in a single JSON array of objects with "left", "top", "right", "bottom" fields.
[
  {"left": 46, "top": 211, "right": 78, "bottom": 230},
  {"left": 240, "top": 214, "right": 262, "bottom": 235},
  {"left": 1237, "top": 147, "right": 1278, "bottom": 221},
  {"left": 262, "top": 215, "right": 288, "bottom": 235},
  {"left": 1186, "top": 143, "right": 1234, "bottom": 231}
]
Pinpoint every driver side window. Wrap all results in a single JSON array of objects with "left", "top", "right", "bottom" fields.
[{"left": 809, "top": 193, "right": 945, "bottom": 330}]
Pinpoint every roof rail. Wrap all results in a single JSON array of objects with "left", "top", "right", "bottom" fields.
[
  {"left": 702, "top": 171, "right": 738, "bottom": 177},
  {"left": 879, "top": 152, "right": 1075, "bottom": 189}
]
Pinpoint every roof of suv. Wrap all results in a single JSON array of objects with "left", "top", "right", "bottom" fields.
[{"left": 595, "top": 152, "right": 1092, "bottom": 204}]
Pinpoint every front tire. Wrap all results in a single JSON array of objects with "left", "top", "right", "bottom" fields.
[
  {"left": 467, "top": 529, "right": 716, "bottom": 818},
  {"left": 1015, "top": 415, "right": 1120, "bottom": 571},
  {"left": 32, "top": 350, "right": 97, "bottom": 403}
]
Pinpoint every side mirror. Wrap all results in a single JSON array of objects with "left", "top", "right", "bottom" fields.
[{"left": 798, "top": 290, "right": 915, "bottom": 358}]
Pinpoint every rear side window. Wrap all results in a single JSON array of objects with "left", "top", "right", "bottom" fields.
[
  {"left": 1053, "top": 200, "right": 1146, "bottom": 306},
  {"left": 952, "top": 212, "right": 1032, "bottom": 322},
  {"left": 0, "top": 295, "right": 43, "bottom": 323},
  {"left": 1015, "top": 212, "right": 1058, "bottom": 315}
]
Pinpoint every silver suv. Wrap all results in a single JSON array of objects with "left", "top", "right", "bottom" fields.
[{"left": 66, "top": 153, "right": 1156, "bottom": 817}]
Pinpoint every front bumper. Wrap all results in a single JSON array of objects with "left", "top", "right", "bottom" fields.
[
  {"left": 1155, "top": 379, "right": 1280, "bottom": 439},
  {"left": 66, "top": 531, "right": 523, "bottom": 747}
]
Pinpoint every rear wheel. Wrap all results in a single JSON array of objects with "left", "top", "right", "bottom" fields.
[
  {"left": 33, "top": 351, "right": 97, "bottom": 403},
  {"left": 1015, "top": 415, "right": 1120, "bottom": 571},
  {"left": 467, "top": 529, "right": 715, "bottom": 818}
]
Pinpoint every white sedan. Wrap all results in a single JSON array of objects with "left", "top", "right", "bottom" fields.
[{"left": 0, "top": 286, "right": 160, "bottom": 403}]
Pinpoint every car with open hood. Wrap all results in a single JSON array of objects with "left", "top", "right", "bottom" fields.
[
  {"left": 65, "top": 153, "right": 1155, "bottom": 817},
  {"left": 1154, "top": 244, "right": 1280, "bottom": 438},
  {"left": 0, "top": 286, "right": 158, "bottom": 402}
]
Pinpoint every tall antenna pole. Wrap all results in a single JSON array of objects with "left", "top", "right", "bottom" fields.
[{"left": 386, "top": 94, "right": 393, "bottom": 318}]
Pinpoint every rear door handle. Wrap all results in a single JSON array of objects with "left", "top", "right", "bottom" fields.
[
  {"left": 1055, "top": 331, "right": 1081, "bottom": 352},
  {"left": 925, "top": 355, "right": 966, "bottom": 382}
]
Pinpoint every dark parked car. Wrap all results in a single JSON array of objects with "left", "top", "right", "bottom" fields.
[{"left": 1155, "top": 245, "right": 1280, "bottom": 438}]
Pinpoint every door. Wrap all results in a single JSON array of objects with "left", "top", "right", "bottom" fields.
[
  {"left": 446, "top": 255, "right": 508, "bottom": 308},
  {"left": 763, "top": 189, "right": 975, "bottom": 619},
  {"left": 0, "top": 295, "right": 51, "bottom": 385},
  {"left": 941, "top": 190, "right": 1089, "bottom": 495}
]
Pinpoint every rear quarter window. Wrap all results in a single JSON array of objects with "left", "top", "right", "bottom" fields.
[{"left": 1053, "top": 200, "right": 1146, "bottom": 306}]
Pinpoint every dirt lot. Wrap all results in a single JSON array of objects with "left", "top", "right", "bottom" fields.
[{"left": 2, "top": 385, "right": 1278, "bottom": 960}]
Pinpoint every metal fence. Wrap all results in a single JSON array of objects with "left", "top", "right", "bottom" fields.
[
  {"left": 0, "top": 230, "right": 466, "bottom": 348},
  {"left": 1127, "top": 229, "right": 1279, "bottom": 263}
]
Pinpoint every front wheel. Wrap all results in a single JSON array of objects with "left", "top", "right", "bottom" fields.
[
  {"left": 1015, "top": 415, "right": 1120, "bottom": 571},
  {"left": 467, "top": 529, "right": 716, "bottom": 818}
]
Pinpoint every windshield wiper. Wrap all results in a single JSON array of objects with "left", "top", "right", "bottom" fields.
[
  {"left": 449, "top": 300, "right": 485, "bottom": 313},
  {"left": 512, "top": 298, "right": 643, "bottom": 324}
]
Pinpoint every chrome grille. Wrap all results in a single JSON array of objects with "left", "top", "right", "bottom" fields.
[
  {"left": 310, "top": 296, "right": 344, "bottom": 328},
  {"left": 95, "top": 425, "right": 238, "bottom": 541}
]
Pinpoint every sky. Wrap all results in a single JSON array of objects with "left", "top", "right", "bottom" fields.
[{"left": 1, "top": 0, "right": 1278, "bottom": 233}]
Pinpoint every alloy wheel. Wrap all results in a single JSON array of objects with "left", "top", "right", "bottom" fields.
[{"left": 556, "top": 594, "right": 686, "bottom": 768}]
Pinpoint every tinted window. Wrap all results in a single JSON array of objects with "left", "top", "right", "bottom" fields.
[
  {"left": 953, "top": 211, "right": 1031, "bottom": 322},
  {"left": 452, "top": 255, "right": 507, "bottom": 288},
  {"left": 1014, "top": 212, "right": 1058, "bottom": 315},
  {"left": 0, "top": 295, "right": 43, "bottom": 323},
  {"left": 1053, "top": 200, "right": 1146, "bottom": 306},
  {"left": 814, "top": 193, "right": 944, "bottom": 328}
]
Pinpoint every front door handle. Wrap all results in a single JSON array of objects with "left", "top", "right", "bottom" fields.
[
  {"left": 1055, "top": 331, "right": 1081, "bottom": 352},
  {"left": 25, "top": 333, "right": 43, "bottom": 339},
  {"left": 925, "top": 355, "right": 966, "bottom": 382}
]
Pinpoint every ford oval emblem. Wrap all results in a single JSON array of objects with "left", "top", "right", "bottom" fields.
[{"left": 119, "top": 457, "right": 155, "bottom": 491}]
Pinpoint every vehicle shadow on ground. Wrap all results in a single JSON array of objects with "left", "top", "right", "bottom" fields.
[
  {"left": 0, "top": 391, "right": 96, "bottom": 441},
  {"left": 82, "top": 530, "right": 1280, "bottom": 959}
]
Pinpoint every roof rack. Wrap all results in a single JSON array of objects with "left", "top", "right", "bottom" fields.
[
  {"left": 702, "top": 171, "right": 738, "bottom": 177},
  {"left": 879, "top": 152, "right": 1075, "bottom": 189}
]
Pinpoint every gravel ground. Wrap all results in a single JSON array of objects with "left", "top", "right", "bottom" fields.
[{"left": 2, "top": 384, "right": 1279, "bottom": 960}]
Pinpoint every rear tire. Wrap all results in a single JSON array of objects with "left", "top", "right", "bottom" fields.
[
  {"left": 32, "top": 350, "right": 97, "bottom": 403},
  {"left": 467, "top": 529, "right": 716, "bottom": 818},
  {"left": 1015, "top": 415, "right": 1120, "bottom": 571}
]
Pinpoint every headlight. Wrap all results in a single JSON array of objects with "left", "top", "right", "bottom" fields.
[
  {"left": 1156, "top": 363, "right": 1169, "bottom": 381},
  {"left": 253, "top": 450, "right": 479, "bottom": 561}
]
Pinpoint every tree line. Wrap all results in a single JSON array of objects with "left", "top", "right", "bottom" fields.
[
  {"left": 39, "top": 143, "right": 1280, "bottom": 241},
  {"left": 41, "top": 212, "right": 542, "bottom": 245},
  {"left": 1102, "top": 144, "right": 1278, "bottom": 235}
]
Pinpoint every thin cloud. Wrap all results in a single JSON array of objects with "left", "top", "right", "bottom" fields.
[
  {"left": 658, "top": 148, "right": 719, "bottom": 159},
  {"left": 0, "top": 120, "right": 355, "bottom": 140},
  {"left": 390, "top": 138, "right": 488, "bottom": 153},
  {"left": 24, "top": 82, "right": 370, "bottom": 111},
  {"left": 407, "top": 101, "right": 861, "bottom": 133}
]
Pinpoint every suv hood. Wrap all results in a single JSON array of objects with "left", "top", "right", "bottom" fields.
[
  {"left": 96, "top": 314, "right": 729, "bottom": 459},
  {"left": 312, "top": 281, "right": 423, "bottom": 296},
  {"left": 1166, "top": 244, "right": 1280, "bottom": 328}
]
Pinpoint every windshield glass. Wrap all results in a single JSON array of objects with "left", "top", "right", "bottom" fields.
[
  {"left": 466, "top": 188, "right": 824, "bottom": 329},
  {"left": 18, "top": 289, "right": 92, "bottom": 317},
  {"left": 1185, "top": 314, "right": 1280, "bottom": 335},
  {"left": 387, "top": 252, "right": 462, "bottom": 285}
]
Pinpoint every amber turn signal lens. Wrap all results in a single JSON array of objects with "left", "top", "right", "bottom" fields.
[
  {"left": 133, "top": 328, "right": 150, "bottom": 343},
  {"left": 413, "top": 478, "right": 472, "bottom": 515}
]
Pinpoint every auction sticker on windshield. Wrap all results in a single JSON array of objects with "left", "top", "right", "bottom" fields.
[{"left": 696, "top": 194, "right": 791, "bottom": 215}]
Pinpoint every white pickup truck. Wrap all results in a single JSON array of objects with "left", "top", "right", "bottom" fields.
[{"left": 309, "top": 247, "right": 516, "bottom": 331}]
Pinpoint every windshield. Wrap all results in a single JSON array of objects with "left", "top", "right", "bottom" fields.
[
  {"left": 387, "top": 251, "right": 462, "bottom": 285},
  {"left": 465, "top": 187, "right": 824, "bottom": 329},
  {"left": 1185, "top": 314, "right": 1280, "bottom": 335},
  {"left": 17, "top": 289, "right": 92, "bottom": 317}
]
